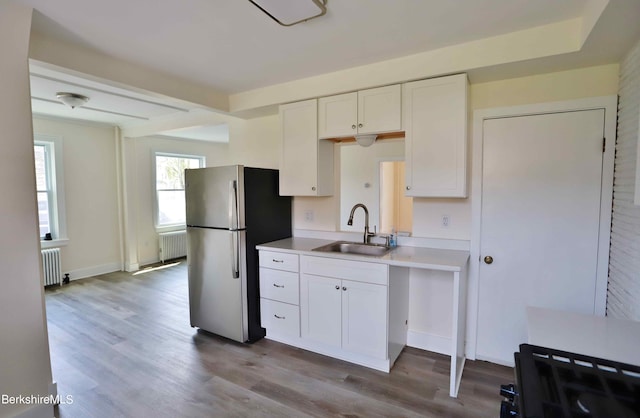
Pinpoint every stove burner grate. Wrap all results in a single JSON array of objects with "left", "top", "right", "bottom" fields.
[{"left": 515, "top": 344, "right": 640, "bottom": 417}]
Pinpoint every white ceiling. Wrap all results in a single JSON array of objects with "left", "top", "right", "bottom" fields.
[
  {"left": 22, "top": 0, "right": 592, "bottom": 93},
  {"left": 19, "top": 0, "right": 640, "bottom": 139}
]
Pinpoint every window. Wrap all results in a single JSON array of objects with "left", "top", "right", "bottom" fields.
[
  {"left": 155, "top": 153, "right": 204, "bottom": 227},
  {"left": 34, "top": 135, "right": 66, "bottom": 243}
]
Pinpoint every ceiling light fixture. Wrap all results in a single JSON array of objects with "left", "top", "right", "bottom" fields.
[
  {"left": 355, "top": 134, "right": 377, "bottom": 147},
  {"left": 56, "top": 92, "right": 89, "bottom": 109},
  {"left": 249, "top": 0, "right": 327, "bottom": 26}
]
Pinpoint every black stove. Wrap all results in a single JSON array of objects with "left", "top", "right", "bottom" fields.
[{"left": 501, "top": 344, "right": 640, "bottom": 418}]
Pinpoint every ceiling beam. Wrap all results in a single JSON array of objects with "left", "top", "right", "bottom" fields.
[{"left": 29, "top": 32, "right": 229, "bottom": 113}]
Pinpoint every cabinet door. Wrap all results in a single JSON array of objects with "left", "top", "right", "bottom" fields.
[
  {"left": 300, "top": 274, "right": 342, "bottom": 347},
  {"left": 341, "top": 280, "right": 388, "bottom": 359},
  {"left": 280, "top": 99, "right": 334, "bottom": 197},
  {"left": 357, "top": 85, "right": 401, "bottom": 135},
  {"left": 318, "top": 92, "right": 357, "bottom": 139},
  {"left": 403, "top": 74, "right": 468, "bottom": 197}
]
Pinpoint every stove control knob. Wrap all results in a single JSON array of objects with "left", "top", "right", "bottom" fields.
[
  {"left": 500, "top": 384, "right": 516, "bottom": 401},
  {"left": 500, "top": 401, "right": 518, "bottom": 417}
]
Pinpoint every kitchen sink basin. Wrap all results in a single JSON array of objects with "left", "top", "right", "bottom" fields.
[{"left": 312, "top": 241, "right": 391, "bottom": 257}]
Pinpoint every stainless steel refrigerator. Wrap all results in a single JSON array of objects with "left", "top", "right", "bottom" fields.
[{"left": 185, "top": 165, "right": 292, "bottom": 343}]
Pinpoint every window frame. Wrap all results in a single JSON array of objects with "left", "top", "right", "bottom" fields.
[
  {"left": 34, "top": 134, "right": 68, "bottom": 248},
  {"left": 153, "top": 151, "right": 205, "bottom": 232}
]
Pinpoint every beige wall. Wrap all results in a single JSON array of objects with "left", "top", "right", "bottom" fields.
[
  {"left": 32, "top": 117, "right": 122, "bottom": 278},
  {"left": 0, "top": 4, "right": 54, "bottom": 418}
]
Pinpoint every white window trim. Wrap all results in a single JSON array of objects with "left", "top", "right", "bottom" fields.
[
  {"left": 35, "top": 134, "right": 68, "bottom": 244},
  {"left": 153, "top": 151, "right": 205, "bottom": 232}
]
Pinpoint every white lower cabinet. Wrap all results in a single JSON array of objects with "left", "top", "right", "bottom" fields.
[
  {"left": 259, "top": 251, "right": 300, "bottom": 338},
  {"left": 260, "top": 298, "right": 300, "bottom": 337},
  {"left": 341, "top": 279, "right": 387, "bottom": 359},
  {"left": 300, "top": 273, "right": 387, "bottom": 359},
  {"left": 259, "top": 250, "right": 407, "bottom": 373},
  {"left": 300, "top": 274, "right": 342, "bottom": 347}
]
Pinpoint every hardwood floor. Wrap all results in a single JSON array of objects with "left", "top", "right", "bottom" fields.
[{"left": 45, "top": 261, "right": 513, "bottom": 417}]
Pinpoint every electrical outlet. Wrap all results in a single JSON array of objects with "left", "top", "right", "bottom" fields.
[
  {"left": 442, "top": 215, "right": 450, "bottom": 227},
  {"left": 304, "top": 210, "right": 314, "bottom": 222}
]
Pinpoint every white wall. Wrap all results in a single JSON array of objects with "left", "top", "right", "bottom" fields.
[
  {"left": 0, "top": 4, "right": 54, "bottom": 418},
  {"left": 129, "top": 115, "right": 282, "bottom": 266},
  {"left": 339, "top": 140, "right": 405, "bottom": 233},
  {"left": 608, "top": 37, "right": 640, "bottom": 320},
  {"left": 288, "top": 64, "right": 621, "bottom": 350},
  {"left": 293, "top": 64, "right": 621, "bottom": 240},
  {"left": 131, "top": 136, "right": 229, "bottom": 265},
  {"left": 32, "top": 117, "right": 121, "bottom": 279}
]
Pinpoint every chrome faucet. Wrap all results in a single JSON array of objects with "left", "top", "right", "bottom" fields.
[{"left": 347, "top": 203, "right": 375, "bottom": 244}]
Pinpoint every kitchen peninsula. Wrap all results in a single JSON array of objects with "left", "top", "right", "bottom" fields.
[{"left": 257, "top": 237, "right": 469, "bottom": 397}]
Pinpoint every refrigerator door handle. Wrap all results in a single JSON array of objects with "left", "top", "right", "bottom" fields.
[
  {"left": 228, "top": 180, "right": 238, "bottom": 230},
  {"left": 230, "top": 231, "right": 240, "bottom": 279}
]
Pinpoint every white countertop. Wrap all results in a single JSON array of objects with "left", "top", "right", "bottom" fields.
[
  {"left": 527, "top": 306, "right": 640, "bottom": 366},
  {"left": 256, "top": 237, "right": 469, "bottom": 272}
]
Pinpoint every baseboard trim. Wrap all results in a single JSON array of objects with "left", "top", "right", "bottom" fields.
[
  {"left": 265, "top": 332, "right": 392, "bottom": 372},
  {"left": 407, "top": 330, "right": 451, "bottom": 356},
  {"left": 66, "top": 262, "right": 121, "bottom": 281},
  {"left": 125, "top": 262, "right": 140, "bottom": 272}
]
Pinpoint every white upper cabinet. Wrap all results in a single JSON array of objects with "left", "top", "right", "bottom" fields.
[
  {"left": 403, "top": 74, "right": 468, "bottom": 198},
  {"left": 318, "top": 85, "right": 401, "bottom": 139},
  {"left": 279, "top": 99, "right": 334, "bottom": 196},
  {"left": 318, "top": 92, "right": 357, "bottom": 138}
]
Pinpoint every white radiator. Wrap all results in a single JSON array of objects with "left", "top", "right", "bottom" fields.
[
  {"left": 41, "top": 248, "right": 62, "bottom": 286},
  {"left": 159, "top": 231, "right": 187, "bottom": 262}
]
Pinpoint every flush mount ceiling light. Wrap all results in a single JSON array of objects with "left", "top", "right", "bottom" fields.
[
  {"left": 56, "top": 92, "right": 89, "bottom": 109},
  {"left": 355, "top": 134, "right": 377, "bottom": 147},
  {"left": 249, "top": 0, "right": 327, "bottom": 26}
]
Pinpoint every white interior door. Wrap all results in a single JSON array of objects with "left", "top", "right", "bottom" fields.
[{"left": 477, "top": 109, "right": 605, "bottom": 365}]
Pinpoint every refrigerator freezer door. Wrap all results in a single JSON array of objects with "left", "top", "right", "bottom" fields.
[
  {"left": 188, "top": 227, "right": 248, "bottom": 342},
  {"left": 185, "top": 166, "right": 246, "bottom": 230}
]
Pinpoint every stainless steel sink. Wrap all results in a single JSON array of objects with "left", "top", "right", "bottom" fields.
[{"left": 312, "top": 241, "right": 391, "bottom": 257}]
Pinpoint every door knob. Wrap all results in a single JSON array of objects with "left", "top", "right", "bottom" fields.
[{"left": 484, "top": 255, "right": 494, "bottom": 265}]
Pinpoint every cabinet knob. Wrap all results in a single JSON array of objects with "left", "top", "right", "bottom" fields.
[
  {"left": 484, "top": 255, "right": 494, "bottom": 265},
  {"left": 342, "top": 286, "right": 347, "bottom": 291},
  {"left": 311, "top": 186, "right": 316, "bottom": 191},
  {"left": 335, "top": 285, "right": 340, "bottom": 290},
  {"left": 406, "top": 186, "right": 411, "bottom": 190},
  {"left": 358, "top": 123, "right": 363, "bottom": 128},
  {"left": 351, "top": 124, "right": 356, "bottom": 129}
]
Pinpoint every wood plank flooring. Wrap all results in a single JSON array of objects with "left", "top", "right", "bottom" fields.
[{"left": 45, "top": 261, "right": 513, "bottom": 417}]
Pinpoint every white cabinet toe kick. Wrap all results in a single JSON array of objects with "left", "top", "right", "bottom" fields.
[{"left": 257, "top": 239, "right": 469, "bottom": 397}]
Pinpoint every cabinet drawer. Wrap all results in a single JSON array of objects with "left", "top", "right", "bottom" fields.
[
  {"left": 301, "top": 255, "right": 388, "bottom": 286},
  {"left": 260, "top": 299, "right": 300, "bottom": 337},
  {"left": 259, "top": 268, "right": 299, "bottom": 305},
  {"left": 259, "top": 251, "right": 299, "bottom": 272}
]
